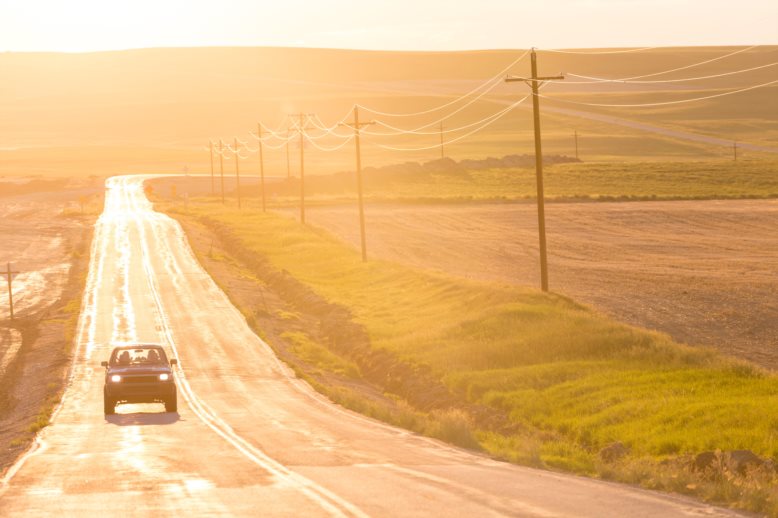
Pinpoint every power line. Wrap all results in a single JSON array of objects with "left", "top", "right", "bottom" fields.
[
  {"left": 364, "top": 100, "right": 529, "bottom": 137},
  {"left": 575, "top": 45, "right": 760, "bottom": 82},
  {"left": 304, "top": 132, "right": 355, "bottom": 152},
  {"left": 356, "top": 49, "right": 531, "bottom": 118},
  {"left": 539, "top": 46, "right": 660, "bottom": 55},
  {"left": 364, "top": 93, "right": 531, "bottom": 152},
  {"left": 539, "top": 78, "right": 778, "bottom": 108},
  {"left": 564, "top": 61, "right": 778, "bottom": 84}
]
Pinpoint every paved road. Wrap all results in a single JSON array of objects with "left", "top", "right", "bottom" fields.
[{"left": 0, "top": 175, "right": 742, "bottom": 516}]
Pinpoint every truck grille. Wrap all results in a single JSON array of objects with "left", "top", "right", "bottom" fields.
[{"left": 123, "top": 375, "right": 159, "bottom": 383}]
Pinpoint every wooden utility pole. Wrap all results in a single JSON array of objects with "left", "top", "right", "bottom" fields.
[
  {"left": 2, "top": 263, "right": 19, "bottom": 320},
  {"left": 506, "top": 49, "right": 564, "bottom": 293},
  {"left": 286, "top": 126, "right": 292, "bottom": 179},
  {"left": 574, "top": 130, "right": 579, "bottom": 160},
  {"left": 439, "top": 122, "right": 445, "bottom": 159},
  {"left": 233, "top": 137, "right": 242, "bottom": 210},
  {"left": 209, "top": 141, "right": 215, "bottom": 195},
  {"left": 734, "top": 140, "right": 738, "bottom": 162},
  {"left": 257, "top": 123, "right": 266, "bottom": 212},
  {"left": 218, "top": 139, "right": 225, "bottom": 205},
  {"left": 339, "top": 106, "right": 375, "bottom": 262},
  {"left": 292, "top": 113, "right": 309, "bottom": 223}
]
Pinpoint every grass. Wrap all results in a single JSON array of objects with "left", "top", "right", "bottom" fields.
[
  {"left": 281, "top": 331, "right": 361, "bottom": 378},
  {"left": 163, "top": 199, "right": 778, "bottom": 514},
  {"left": 201, "top": 159, "right": 778, "bottom": 206}
]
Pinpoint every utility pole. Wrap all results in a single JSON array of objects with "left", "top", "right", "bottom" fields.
[
  {"left": 217, "top": 139, "right": 226, "bottom": 205},
  {"left": 734, "top": 140, "right": 738, "bottom": 162},
  {"left": 506, "top": 49, "right": 564, "bottom": 293},
  {"left": 291, "top": 113, "right": 309, "bottom": 223},
  {"left": 286, "top": 126, "right": 292, "bottom": 179},
  {"left": 574, "top": 130, "right": 579, "bottom": 160},
  {"left": 257, "top": 123, "right": 266, "bottom": 212},
  {"left": 439, "top": 122, "right": 445, "bottom": 159},
  {"left": 233, "top": 137, "right": 242, "bottom": 210},
  {"left": 1, "top": 263, "right": 19, "bottom": 320},
  {"left": 209, "top": 141, "right": 215, "bottom": 196},
  {"left": 339, "top": 105, "right": 375, "bottom": 262}
]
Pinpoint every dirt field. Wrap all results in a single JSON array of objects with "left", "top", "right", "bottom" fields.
[
  {"left": 0, "top": 186, "right": 96, "bottom": 472},
  {"left": 284, "top": 199, "right": 778, "bottom": 369}
]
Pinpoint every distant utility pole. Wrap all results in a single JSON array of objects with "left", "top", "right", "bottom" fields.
[
  {"left": 233, "top": 137, "right": 242, "bottom": 210},
  {"left": 506, "top": 49, "right": 564, "bottom": 293},
  {"left": 257, "top": 123, "right": 266, "bottom": 212},
  {"left": 1, "top": 263, "right": 19, "bottom": 321},
  {"left": 209, "top": 141, "right": 215, "bottom": 196},
  {"left": 574, "top": 130, "right": 579, "bottom": 160},
  {"left": 286, "top": 126, "right": 292, "bottom": 179},
  {"left": 291, "top": 113, "right": 310, "bottom": 223},
  {"left": 339, "top": 105, "right": 375, "bottom": 262},
  {"left": 734, "top": 140, "right": 738, "bottom": 162},
  {"left": 218, "top": 139, "right": 225, "bottom": 205},
  {"left": 439, "top": 122, "right": 445, "bottom": 159}
]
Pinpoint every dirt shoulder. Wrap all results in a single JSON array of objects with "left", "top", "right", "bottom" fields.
[{"left": 0, "top": 210, "right": 96, "bottom": 475}]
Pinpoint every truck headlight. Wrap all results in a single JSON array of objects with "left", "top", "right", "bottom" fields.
[
  {"left": 110, "top": 374, "right": 122, "bottom": 383},
  {"left": 159, "top": 373, "right": 170, "bottom": 381}
]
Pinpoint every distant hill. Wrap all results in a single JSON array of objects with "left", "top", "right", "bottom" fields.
[{"left": 1, "top": 46, "right": 775, "bottom": 176}]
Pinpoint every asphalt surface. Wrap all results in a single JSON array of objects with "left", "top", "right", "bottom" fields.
[{"left": 0, "top": 175, "right": 743, "bottom": 516}]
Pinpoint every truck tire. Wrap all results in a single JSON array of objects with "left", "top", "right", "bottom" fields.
[
  {"left": 165, "top": 393, "right": 177, "bottom": 413},
  {"left": 104, "top": 395, "right": 115, "bottom": 415}
]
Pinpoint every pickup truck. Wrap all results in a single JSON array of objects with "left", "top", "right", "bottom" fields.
[{"left": 101, "top": 344, "right": 178, "bottom": 415}]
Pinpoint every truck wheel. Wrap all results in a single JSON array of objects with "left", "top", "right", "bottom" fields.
[
  {"left": 104, "top": 395, "right": 115, "bottom": 415},
  {"left": 165, "top": 394, "right": 177, "bottom": 413}
]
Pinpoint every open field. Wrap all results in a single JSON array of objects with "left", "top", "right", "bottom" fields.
[
  {"left": 161, "top": 198, "right": 778, "bottom": 514},
  {"left": 155, "top": 160, "right": 778, "bottom": 368},
  {"left": 151, "top": 158, "right": 778, "bottom": 205},
  {"left": 280, "top": 199, "right": 778, "bottom": 370},
  {"left": 1, "top": 46, "right": 776, "bottom": 178}
]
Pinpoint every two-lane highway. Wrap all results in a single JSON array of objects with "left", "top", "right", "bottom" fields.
[{"left": 0, "top": 175, "right": 741, "bottom": 516}]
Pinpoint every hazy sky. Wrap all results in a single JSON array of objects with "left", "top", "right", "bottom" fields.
[{"left": 0, "top": 0, "right": 776, "bottom": 52}]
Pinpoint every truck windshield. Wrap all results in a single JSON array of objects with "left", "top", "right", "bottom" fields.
[{"left": 111, "top": 347, "right": 168, "bottom": 366}]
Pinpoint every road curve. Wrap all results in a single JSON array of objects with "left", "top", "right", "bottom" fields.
[{"left": 0, "top": 175, "right": 741, "bottom": 517}]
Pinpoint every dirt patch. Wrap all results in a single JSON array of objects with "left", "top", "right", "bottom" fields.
[
  {"left": 285, "top": 199, "right": 778, "bottom": 370},
  {"left": 0, "top": 210, "right": 94, "bottom": 475}
]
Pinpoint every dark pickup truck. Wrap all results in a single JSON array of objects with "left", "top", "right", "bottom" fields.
[{"left": 101, "top": 344, "right": 178, "bottom": 415}]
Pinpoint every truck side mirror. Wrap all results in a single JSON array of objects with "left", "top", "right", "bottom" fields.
[
  {"left": 101, "top": 361, "right": 108, "bottom": 367},
  {"left": 170, "top": 359, "right": 178, "bottom": 366}
]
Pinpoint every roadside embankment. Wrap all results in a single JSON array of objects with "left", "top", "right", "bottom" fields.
[{"left": 161, "top": 198, "right": 778, "bottom": 515}]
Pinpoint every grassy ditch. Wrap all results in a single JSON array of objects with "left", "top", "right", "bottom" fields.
[{"left": 164, "top": 199, "right": 778, "bottom": 514}]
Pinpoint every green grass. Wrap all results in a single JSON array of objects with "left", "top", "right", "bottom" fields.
[
  {"left": 281, "top": 331, "right": 361, "bottom": 379},
  {"left": 165, "top": 200, "right": 778, "bottom": 514},
  {"left": 367, "top": 161, "right": 778, "bottom": 200},
  {"left": 217, "top": 159, "right": 778, "bottom": 205}
]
